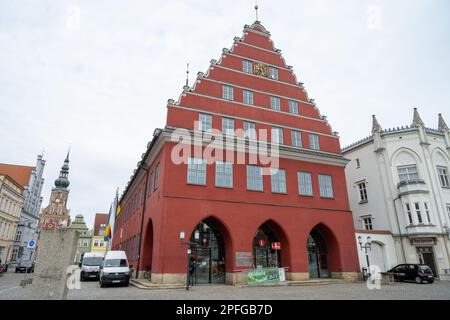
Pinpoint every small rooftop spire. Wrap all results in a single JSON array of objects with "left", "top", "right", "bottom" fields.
[
  {"left": 255, "top": 1, "right": 259, "bottom": 21},
  {"left": 183, "top": 63, "right": 190, "bottom": 90},
  {"left": 372, "top": 115, "right": 382, "bottom": 134},
  {"left": 412, "top": 107, "right": 425, "bottom": 127},
  {"left": 438, "top": 113, "right": 449, "bottom": 132}
]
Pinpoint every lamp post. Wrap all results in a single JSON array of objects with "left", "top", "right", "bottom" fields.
[
  {"left": 180, "top": 228, "right": 200, "bottom": 291},
  {"left": 358, "top": 236, "right": 372, "bottom": 280}
]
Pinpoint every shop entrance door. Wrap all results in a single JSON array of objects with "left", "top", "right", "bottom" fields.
[{"left": 417, "top": 247, "right": 437, "bottom": 277}]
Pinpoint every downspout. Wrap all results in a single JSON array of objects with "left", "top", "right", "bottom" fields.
[
  {"left": 393, "top": 196, "right": 407, "bottom": 262},
  {"left": 135, "top": 163, "right": 149, "bottom": 279}
]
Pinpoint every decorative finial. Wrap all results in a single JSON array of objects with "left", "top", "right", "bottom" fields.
[
  {"left": 438, "top": 113, "right": 449, "bottom": 132},
  {"left": 185, "top": 62, "right": 189, "bottom": 87},
  {"left": 255, "top": 1, "right": 259, "bottom": 21},
  {"left": 412, "top": 107, "right": 425, "bottom": 127},
  {"left": 372, "top": 115, "right": 382, "bottom": 134}
]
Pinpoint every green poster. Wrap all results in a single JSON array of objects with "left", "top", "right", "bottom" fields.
[{"left": 246, "top": 268, "right": 280, "bottom": 285}]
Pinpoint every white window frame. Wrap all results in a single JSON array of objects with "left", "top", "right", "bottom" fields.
[
  {"left": 268, "top": 66, "right": 279, "bottom": 80},
  {"left": 424, "top": 202, "right": 432, "bottom": 224},
  {"left": 244, "top": 121, "right": 256, "bottom": 139},
  {"left": 270, "top": 96, "right": 281, "bottom": 111},
  {"left": 243, "top": 90, "right": 254, "bottom": 105},
  {"left": 414, "top": 202, "right": 423, "bottom": 224},
  {"left": 357, "top": 181, "right": 368, "bottom": 203},
  {"left": 215, "top": 161, "right": 233, "bottom": 188},
  {"left": 291, "top": 130, "right": 302, "bottom": 147},
  {"left": 318, "top": 174, "right": 333, "bottom": 198},
  {"left": 298, "top": 172, "right": 313, "bottom": 196},
  {"left": 271, "top": 127, "right": 284, "bottom": 144},
  {"left": 187, "top": 157, "right": 207, "bottom": 185},
  {"left": 222, "top": 85, "right": 234, "bottom": 101},
  {"left": 363, "top": 217, "right": 373, "bottom": 230},
  {"left": 270, "top": 168, "right": 287, "bottom": 193},
  {"left": 288, "top": 100, "right": 298, "bottom": 114},
  {"left": 398, "top": 165, "right": 419, "bottom": 183},
  {"left": 405, "top": 203, "right": 413, "bottom": 224},
  {"left": 222, "top": 117, "right": 235, "bottom": 136},
  {"left": 198, "top": 113, "right": 212, "bottom": 132},
  {"left": 243, "top": 59, "right": 253, "bottom": 74},
  {"left": 437, "top": 166, "right": 450, "bottom": 188},
  {"left": 247, "top": 165, "right": 264, "bottom": 191},
  {"left": 309, "top": 134, "right": 320, "bottom": 150}
]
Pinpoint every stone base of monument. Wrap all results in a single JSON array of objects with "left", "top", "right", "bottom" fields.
[{"left": 31, "top": 227, "right": 79, "bottom": 300}]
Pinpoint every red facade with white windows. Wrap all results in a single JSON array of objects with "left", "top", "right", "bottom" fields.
[{"left": 112, "top": 21, "right": 360, "bottom": 284}]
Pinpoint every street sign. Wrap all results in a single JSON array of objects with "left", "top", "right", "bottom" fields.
[{"left": 27, "top": 240, "right": 36, "bottom": 249}]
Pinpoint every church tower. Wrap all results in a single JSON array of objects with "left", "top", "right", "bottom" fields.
[{"left": 39, "top": 151, "right": 71, "bottom": 230}]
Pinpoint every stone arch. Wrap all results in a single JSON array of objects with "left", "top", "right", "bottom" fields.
[
  {"left": 432, "top": 147, "right": 450, "bottom": 167},
  {"left": 188, "top": 215, "right": 233, "bottom": 284},
  {"left": 306, "top": 223, "right": 341, "bottom": 278},
  {"left": 141, "top": 218, "right": 154, "bottom": 272},
  {"left": 390, "top": 147, "right": 422, "bottom": 167},
  {"left": 252, "top": 219, "right": 290, "bottom": 269}
]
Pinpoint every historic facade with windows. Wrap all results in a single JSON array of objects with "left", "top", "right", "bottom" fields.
[
  {"left": 343, "top": 110, "right": 450, "bottom": 280},
  {"left": 112, "top": 21, "right": 360, "bottom": 284}
]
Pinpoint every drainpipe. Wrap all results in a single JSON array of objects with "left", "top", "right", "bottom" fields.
[
  {"left": 135, "top": 163, "right": 149, "bottom": 280},
  {"left": 393, "top": 196, "right": 407, "bottom": 262}
]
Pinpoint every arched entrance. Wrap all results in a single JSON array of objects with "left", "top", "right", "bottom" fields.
[
  {"left": 189, "top": 217, "right": 227, "bottom": 284},
  {"left": 141, "top": 219, "right": 153, "bottom": 275},
  {"left": 253, "top": 221, "right": 286, "bottom": 269},
  {"left": 307, "top": 227, "right": 330, "bottom": 278}
]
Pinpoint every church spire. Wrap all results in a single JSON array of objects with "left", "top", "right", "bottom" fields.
[{"left": 54, "top": 149, "right": 70, "bottom": 190}]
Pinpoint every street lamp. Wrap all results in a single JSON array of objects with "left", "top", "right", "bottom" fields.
[{"left": 358, "top": 236, "right": 372, "bottom": 280}]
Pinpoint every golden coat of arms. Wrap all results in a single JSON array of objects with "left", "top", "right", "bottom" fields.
[{"left": 254, "top": 63, "right": 268, "bottom": 77}]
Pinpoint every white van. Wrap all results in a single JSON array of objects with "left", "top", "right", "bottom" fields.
[
  {"left": 99, "top": 250, "right": 131, "bottom": 287},
  {"left": 79, "top": 252, "right": 104, "bottom": 281}
]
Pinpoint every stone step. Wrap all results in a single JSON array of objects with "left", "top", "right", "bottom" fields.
[
  {"left": 288, "top": 279, "right": 354, "bottom": 286},
  {"left": 130, "top": 279, "right": 186, "bottom": 290}
]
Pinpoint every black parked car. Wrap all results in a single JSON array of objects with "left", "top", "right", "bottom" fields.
[
  {"left": 388, "top": 264, "right": 434, "bottom": 284},
  {"left": 15, "top": 262, "right": 34, "bottom": 273}
]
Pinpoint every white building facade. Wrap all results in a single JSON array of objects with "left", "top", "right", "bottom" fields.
[
  {"left": 11, "top": 155, "right": 46, "bottom": 266},
  {"left": 343, "top": 109, "right": 450, "bottom": 280}
]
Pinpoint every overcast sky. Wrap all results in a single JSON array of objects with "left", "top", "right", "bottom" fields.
[{"left": 1, "top": 0, "right": 449, "bottom": 229}]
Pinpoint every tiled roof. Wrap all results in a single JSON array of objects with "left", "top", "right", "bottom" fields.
[{"left": 0, "top": 163, "right": 34, "bottom": 188}]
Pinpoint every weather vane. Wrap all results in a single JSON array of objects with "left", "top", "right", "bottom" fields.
[{"left": 185, "top": 62, "right": 190, "bottom": 87}]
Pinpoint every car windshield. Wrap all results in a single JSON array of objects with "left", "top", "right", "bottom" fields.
[
  {"left": 104, "top": 259, "right": 128, "bottom": 268},
  {"left": 82, "top": 257, "right": 103, "bottom": 266},
  {"left": 419, "top": 266, "right": 431, "bottom": 272}
]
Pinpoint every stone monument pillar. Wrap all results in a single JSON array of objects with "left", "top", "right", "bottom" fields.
[{"left": 31, "top": 227, "right": 79, "bottom": 300}]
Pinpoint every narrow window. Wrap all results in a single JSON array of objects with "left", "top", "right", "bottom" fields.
[
  {"left": 153, "top": 163, "right": 160, "bottom": 190},
  {"left": 271, "top": 127, "right": 284, "bottom": 144},
  {"left": 247, "top": 165, "right": 264, "bottom": 191},
  {"left": 222, "top": 85, "right": 234, "bottom": 101},
  {"left": 291, "top": 130, "right": 302, "bottom": 147},
  {"left": 363, "top": 217, "right": 373, "bottom": 231},
  {"left": 318, "top": 174, "right": 333, "bottom": 198},
  {"left": 270, "top": 168, "right": 287, "bottom": 193},
  {"left": 298, "top": 172, "right": 313, "bottom": 196},
  {"left": 405, "top": 203, "right": 413, "bottom": 224},
  {"left": 268, "top": 66, "right": 279, "bottom": 80},
  {"left": 309, "top": 134, "right": 320, "bottom": 150},
  {"left": 199, "top": 113, "right": 212, "bottom": 132},
  {"left": 424, "top": 202, "right": 431, "bottom": 224},
  {"left": 357, "top": 182, "right": 368, "bottom": 203},
  {"left": 414, "top": 202, "right": 423, "bottom": 224},
  {"left": 244, "top": 121, "right": 256, "bottom": 139},
  {"left": 243, "top": 90, "right": 254, "bottom": 105},
  {"left": 187, "top": 158, "right": 206, "bottom": 185},
  {"left": 215, "top": 161, "right": 233, "bottom": 188},
  {"left": 243, "top": 60, "right": 253, "bottom": 74},
  {"left": 270, "top": 96, "right": 281, "bottom": 111},
  {"left": 289, "top": 100, "right": 298, "bottom": 114},
  {"left": 437, "top": 166, "right": 450, "bottom": 188},
  {"left": 222, "top": 117, "right": 235, "bottom": 136}
]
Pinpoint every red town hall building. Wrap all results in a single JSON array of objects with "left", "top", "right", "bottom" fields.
[{"left": 113, "top": 21, "right": 360, "bottom": 284}]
